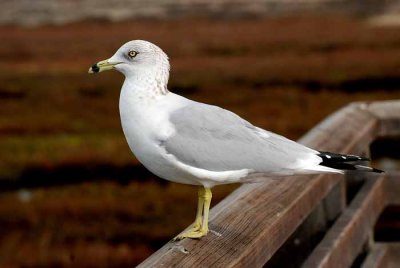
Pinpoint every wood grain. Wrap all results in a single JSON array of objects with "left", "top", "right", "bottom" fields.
[
  {"left": 362, "top": 243, "right": 390, "bottom": 268},
  {"left": 362, "top": 243, "right": 400, "bottom": 268},
  {"left": 302, "top": 175, "right": 386, "bottom": 268},
  {"left": 385, "top": 172, "right": 400, "bottom": 205},
  {"left": 365, "top": 100, "right": 400, "bottom": 137}
]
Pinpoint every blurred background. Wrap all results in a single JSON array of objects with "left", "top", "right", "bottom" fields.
[{"left": 0, "top": 0, "right": 400, "bottom": 266}]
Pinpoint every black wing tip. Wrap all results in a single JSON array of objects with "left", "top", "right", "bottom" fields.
[
  {"left": 356, "top": 155, "right": 371, "bottom": 161},
  {"left": 353, "top": 165, "right": 385, "bottom": 173},
  {"left": 317, "top": 151, "right": 384, "bottom": 173},
  {"left": 371, "top": 168, "right": 385, "bottom": 173},
  {"left": 317, "top": 151, "right": 370, "bottom": 162}
]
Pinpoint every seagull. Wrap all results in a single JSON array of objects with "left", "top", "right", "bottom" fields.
[{"left": 89, "top": 40, "right": 382, "bottom": 240}]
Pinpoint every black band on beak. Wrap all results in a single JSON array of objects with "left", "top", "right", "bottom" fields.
[{"left": 91, "top": 63, "right": 100, "bottom": 73}]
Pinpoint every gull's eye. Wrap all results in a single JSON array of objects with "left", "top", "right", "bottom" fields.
[{"left": 128, "top": 50, "right": 138, "bottom": 59}]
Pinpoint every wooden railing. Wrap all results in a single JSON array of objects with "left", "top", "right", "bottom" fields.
[{"left": 138, "top": 100, "right": 400, "bottom": 267}]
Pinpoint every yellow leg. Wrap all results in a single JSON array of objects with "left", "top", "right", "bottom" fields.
[
  {"left": 192, "top": 187, "right": 205, "bottom": 230},
  {"left": 200, "top": 187, "right": 212, "bottom": 234},
  {"left": 173, "top": 187, "right": 212, "bottom": 241}
]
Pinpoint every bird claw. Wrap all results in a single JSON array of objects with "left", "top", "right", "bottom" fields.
[{"left": 173, "top": 229, "right": 208, "bottom": 241}]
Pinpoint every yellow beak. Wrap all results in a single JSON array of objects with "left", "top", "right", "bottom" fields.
[{"left": 88, "top": 60, "right": 120, "bottom": 74}]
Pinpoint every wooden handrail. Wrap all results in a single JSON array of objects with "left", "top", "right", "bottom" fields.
[{"left": 138, "top": 100, "right": 400, "bottom": 267}]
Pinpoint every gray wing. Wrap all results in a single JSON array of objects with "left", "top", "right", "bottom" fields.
[{"left": 164, "top": 101, "right": 317, "bottom": 173}]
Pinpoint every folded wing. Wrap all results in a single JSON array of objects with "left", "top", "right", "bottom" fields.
[{"left": 163, "top": 101, "right": 331, "bottom": 176}]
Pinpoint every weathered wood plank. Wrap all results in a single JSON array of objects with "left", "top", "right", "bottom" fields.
[
  {"left": 361, "top": 243, "right": 390, "bottom": 268},
  {"left": 365, "top": 100, "right": 400, "bottom": 137},
  {"left": 302, "top": 175, "right": 387, "bottom": 268},
  {"left": 139, "top": 102, "right": 383, "bottom": 267},
  {"left": 387, "top": 243, "right": 400, "bottom": 268},
  {"left": 322, "top": 177, "right": 346, "bottom": 221},
  {"left": 139, "top": 175, "right": 342, "bottom": 268},
  {"left": 362, "top": 243, "right": 400, "bottom": 268},
  {"left": 385, "top": 172, "right": 400, "bottom": 205},
  {"left": 266, "top": 177, "right": 346, "bottom": 267}
]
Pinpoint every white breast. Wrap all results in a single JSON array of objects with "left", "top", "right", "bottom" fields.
[
  {"left": 118, "top": 81, "right": 252, "bottom": 188},
  {"left": 119, "top": 83, "right": 201, "bottom": 185}
]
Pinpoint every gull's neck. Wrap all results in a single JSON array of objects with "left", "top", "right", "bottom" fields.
[
  {"left": 121, "top": 75, "right": 169, "bottom": 111},
  {"left": 123, "top": 66, "right": 169, "bottom": 98}
]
